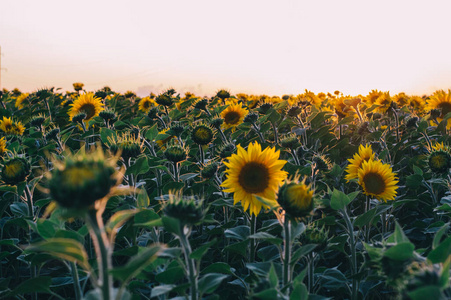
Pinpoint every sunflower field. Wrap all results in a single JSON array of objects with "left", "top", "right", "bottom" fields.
[{"left": 0, "top": 85, "right": 450, "bottom": 300}]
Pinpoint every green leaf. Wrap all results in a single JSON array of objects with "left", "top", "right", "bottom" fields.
[
  {"left": 198, "top": 273, "right": 228, "bottom": 295},
  {"left": 224, "top": 225, "right": 250, "bottom": 241},
  {"left": 202, "top": 262, "right": 234, "bottom": 275},
  {"left": 155, "top": 266, "right": 185, "bottom": 284},
  {"left": 354, "top": 208, "right": 377, "bottom": 227},
  {"left": 106, "top": 209, "right": 140, "bottom": 239},
  {"left": 330, "top": 189, "right": 350, "bottom": 210},
  {"left": 383, "top": 242, "right": 415, "bottom": 261},
  {"left": 36, "top": 219, "right": 58, "bottom": 240},
  {"left": 427, "top": 237, "right": 451, "bottom": 264},
  {"left": 110, "top": 245, "right": 163, "bottom": 283},
  {"left": 268, "top": 264, "right": 278, "bottom": 288},
  {"left": 387, "top": 221, "right": 410, "bottom": 244},
  {"left": 137, "top": 189, "right": 150, "bottom": 208},
  {"left": 162, "top": 216, "right": 182, "bottom": 236},
  {"left": 249, "top": 232, "right": 282, "bottom": 245},
  {"left": 291, "top": 244, "right": 318, "bottom": 264},
  {"left": 6, "top": 276, "right": 52, "bottom": 297},
  {"left": 253, "top": 289, "right": 279, "bottom": 299},
  {"left": 100, "top": 127, "right": 117, "bottom": 145},
  {"left": 407, "top": 286, "right": 443, "bottom": 300},
  {"left": 150, "top": 285, "right": 176, "bottom": 298},
  {"left": 145, "top": 123, "right": 159, "bottom": 141},
  {"left": 190, "top": 238, "right": 217, "bottom": 260},
  {"left": 224, "top": 240, "right": 248, "bottom": 257},
  {"left": 406, "top": 174, "right": 423, "bottom": 189},
  {"left": 125, "top": 156, "right": 149, "bottom": 176},
  {"left": 433, "top": 223, "right": 449, "bottom": 249},
  {"left": 26, "top": 238, "right": 90, "bottom": 270},
  {"left": 413, "top": 165, "right": 423, "bottom": 176},
  {"left": 10, "top": 202, "right": 29, "bottom": 217}
]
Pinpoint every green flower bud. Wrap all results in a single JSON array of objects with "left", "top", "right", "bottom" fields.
[
  {"left": 164, "top": 144, "right": 188, "bottom": 163},
  {"left": 191, "top": 124, "right": 215, "bottom": 145},
  {"left": 201, "top": 162, "right": 218, "bottom": 180},
  {"left": 428, "top": 150, "right": 451, "bottom": 174},
  {"left": 277, "top": 179, "right": 314, "bottom": 219},
  {"left": 163, "top": 192, "right": 205, "bottom": 226},
  {"left": 1, "top": 157, "right": 31, "bottom": 185}
]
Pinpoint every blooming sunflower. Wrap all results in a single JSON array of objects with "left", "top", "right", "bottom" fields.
[
  {"left": 345, "top": 144, "right": 376, "bottom": 181},
  {"left": 15, "top": 93, "right": 29, "bottom": 109},
  {"left": 0, "top": 137, "right": 9, "bottom": 156},
  {"left": 358, "top": 159, "right": 398, "bottom": 202},
  {"left": 0, "top": 117, "right": 25, "bottom": 136},
  {"left": 374, "top": 92, "right": 393, "bottom": 113},
  {"left": 138, "top": 96, "right": 156, "bottom": 113},
  {"left": 221, "top": 142, "right": 288, "bottom": 216},
  {"left": 425, "top": 90, "right": 451, "bottom": 128},
  {"left": 68, "top": 93, "right": 104, "bottom": 123},
  {"left": 220, "top": 103, "right": 248, "bottom": 131}
]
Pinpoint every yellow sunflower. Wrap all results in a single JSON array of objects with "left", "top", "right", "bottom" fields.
[
  {"left": 0, "top": 117, "right": 24, "bottom": 136},
  {"left": 425, "top": 90, "right": 451, "bottom": 128},
  {"left": 220, "top": 103, "right": 248, "bottom": 131},
  {"left": 358, "top": 159, "right": 398, "bottom": 202},
  {"left": 221, "top": 142, "right": 288, "bottom": 216},
  {"left": 15, "top": 93, "right": 29, "bottom": 109},
  {"left": 68, "top": 93, "right": 104, "bottom": 123},
  {"left": 345, "top": 144, "right": 375, "bottom": 181},
  {"left": 0, "top": 137, "right": 8, "bottom": 156},
  {"left": 374, "top": 92, "right": 392, "bottom": 113},
  {"left": 365, "top": 89, "right": 383, "bottom": 106},
  {"left": 138, "top": 96, "right": 156, "bottom": 113},
  {"left": 409, "top": 96, "right": 425, "bottom": 112}
]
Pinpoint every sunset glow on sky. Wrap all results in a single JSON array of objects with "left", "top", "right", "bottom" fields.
[{"left": 1, "top": 0, "right": 451, "bottom": 97}]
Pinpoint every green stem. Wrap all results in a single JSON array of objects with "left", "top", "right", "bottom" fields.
[
  {"left": 249, "top": 214, "right": 257, "bottom": 262},
  {"left": 25, "top": 184, "right": 34, "bottom": 218},
  {"left": 173, "top": 162, "right": 179, "bottom": 182},
  {"left": 218, "top": 128, "right": 229, "bottom": 144},
  {"left": 199, "top": 145, "right": 204, "bottom": 165},
  {"left": 271, "top": 122, "right": 279, "bottom": 144},
  {"left": 290, "top": 149, "right": 300, "bottom": 165},
  {"left": 86, "top": 210, "right": 112, "bottom": 300},
  {"left": 283, "top": 217, "right": 292, "bottom": 288},
  {"left": 307, "top": 253, "right": 314, "bottom": 293},
  {"left": 342, "top": 208, "right": 358, "bottom": 300},
  {"left": 251, "top": 123, "right": 265, "bottom": 144},
  {"left": 70, "top": 262, "right": 83, "bottom": 300},
  {"left": 179, "top": 225, "right": 198, "bottom": 300}
]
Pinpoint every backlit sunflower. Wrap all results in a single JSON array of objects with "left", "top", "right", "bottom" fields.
[
  {"left": 374, "top": 92, "right": 393, "bottom": 113},
  {"left": 425, "top": 90, "right": 451, "bottom": 128},
  {"left": 358, "top": 159, "right": 398, "bottom": 202},
  {"left": 221, "top": 142, "right": 288, "bottom": 216},
  {"left": 15, "top": 93, "right": 29, "bottom": 109},
  {"left": 220, "top": 103, "right": 248, "bottom": 131},
  {"left": 68, "top": 93, "right": 104, "bottom": 123},
  {"left": 345, "top": 144, "right": 375, "bottom": 181},
  {"left": 138, "top": 96, "right": 156, "bottom": 113}
]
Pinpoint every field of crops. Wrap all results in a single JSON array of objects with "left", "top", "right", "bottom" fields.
[{"left": 0, "top": 85, "right": 450, "bottom": 300}]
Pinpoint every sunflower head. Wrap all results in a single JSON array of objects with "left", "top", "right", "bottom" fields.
[
  {"left": 220, "top": 104, "right": 248, "bottom": 131},
  {"left": 170, "top": 122, "right": 185, "bottom": 137},
  {"left": 30, "top": 114, "right": 46, "bottom": 129},
  {"left": 216, "top": 89, "right": 231, "bottom": 101},
  {"left": 280, "top": 134, "right": 300, "bottom": 150},
  {"left": 313, "top": 154, "right": 332, "bottom": 171},
  {"left": 45, "top": 127, "right": 60, "bottom": 141},
  {"left": 194, "top": 98, "right": 209, "bottom": 111},
  {"left": 139, "top": 97, "right": 156, "bottom": 113},
  {"left": 15, "top": 93, "right": 29, "bottom": 109},
  {"left": 428, "top": 150, "right": 451, "bottom": 174},
  {"left": 72, "top": 82, "right": 84, "bottom": 92},
  {"left": 191, "top": 124, "right": 215, "bottom": 146},
  {"left": 147, "top": 107, "right": 160, "bottom": 120},
  {"left": 99, "top": 109, "right": 117, "bottom": 123},
  {"left": 1, "top": 156, "right": 31, "bottom": 185},
  {"left": 210, "top": 116, "right": 224, "bottom": 129},
  {"left": 426, "top": 90, "right": 451, "bottom": 128},
  {"left": 358, "top": 159, "right": 399, "bottom": 202},
  {"left": 243, "top": 112, "right": 259, "bottom": 124},
  {"left": 109, "top": 132, "right": 144, "bottom": 161},
  {"left": 94, "top": 90, "right": 107, "bottom": 99},
  {"left": 0, "top": 137, "right": 9, "bottom": 157},
  {"left": 218, "top": 142, "right": 236, "bottom": 159},
  {"left": 72, "top": 112, "right": 87, "bottom": 124},
  {"left": 200, "top": 161, "right": 219, "bottom": 180},
  {"left": 164, "top": 143, "right": 188, "bottom": 163},
  {"left": 345, "top": 144, "right": 375, "bottom": 181},
  {"left": 156, "top": 90, "right": 175, "bottom": 107},
  {"left": 303, "top": 223, "right": 328, "bottom": 251},
  {"left": 258, "top": 101, "right": 274, "bottom": 115},
  {"left": 287, "top": 105, "right": 302, "bottom": 117},
  {"left": 48, "top": 148, "right": 121, "bottom": 210},
  {"left": 221, "top": 142, "right": 288, "bottom": 216},
  {"left": 277, "top": 176, "right": 314, "bottom": 219},
  {"left": 68, "top": 93, "right": 104, "bottom": 123},
  {"left": 0, "top": 117, "right": 25, "bottom": 136},
  {"left": 163, "top": 191, "right": 205, "bottom": 226}
]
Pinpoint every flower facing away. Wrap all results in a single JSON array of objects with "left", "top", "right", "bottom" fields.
[
  {"left": 108, "top": 132, "right": 144, "bottom": 162},
  {"left": 73, "top": 82, "right": 84, "bottom": 92},
  {"left": 138, "top": 96, "right": 156, "bottom": 113},
  {"left": 48, "top": 148, "right": 121, "bottom": 210},
  {"left": 220, "top": 103, "right": 248, "bottom": 131},
  {"left": 1, "top": 157, "right": 31, "bottom": 185},
  {"left": 164, "top": 143, "right": 188, "bottom": 163},
  {"left": 358, "top": 159, "right": 398, "bottom": 202},
  {"left": 191, "top": 124, "right": 215, "bottom": 146},
  {"left": 221, "top": 142, "right": 288, "bottom": 216},
  {"left": 345, "top": 144, "right": 376, "bottom": 181},
  {"left": 277, "top": 176, "right": 314, "bottom": 219},
  {"left": 163, "top": 191, "right": 205, "bottom": 226},
  {"left": 68, "top": 93, "right": 104, "bottom": 123}
]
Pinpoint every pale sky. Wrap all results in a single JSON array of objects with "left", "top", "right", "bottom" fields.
[{"left": 1, "top": 0, "right": 451, "bottom": 97}]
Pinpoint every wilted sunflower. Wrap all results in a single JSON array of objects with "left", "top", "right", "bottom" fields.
[
  {"left": 15, "top": 93, "right": 29, "bottom": 109},
  {"left": 138, "top": 96, "right": 156, "bottom": 113},
  {"left": 221, "top": 142, "right": 287, "bottom": 216},
  {"left": 358, "top": 159, "right": 398, "bottom": 202},
  {"left": 425, "top": 89, "right": 451, "bottom": 128},
  {"left": 68, "top": 93, "right": 104, "bottom": 123},
  {"left": 220, "top": 103, "right": 248, "bottom": 131},
  {"left": 345, "top": 144, "right": 375, "bottom": 181}
]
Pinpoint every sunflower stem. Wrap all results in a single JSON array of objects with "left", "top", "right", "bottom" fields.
[
  {"left": 290, "top": 149, "right": 300, "bottom": 166},
  {"left": 283, "top": 217, "right": 292, "bottom": 289},
  {"left": 70, "top": 262, "right": 83, "bottom": 300},
  {"left": 307, "top": 252, "right": 314, "bottom": 293},
  {"left": 199, "top": 145, "right": 204, "bottom": 165},
  {"left": 252, "top": 123, "right": 265, "bottom": 144},
  {"left": 391, "top": 107, "right": 400, "bottom": 143},
  {"left": 217, "top": 128, "right": 229, "bottom": 144},
  {"left": 249, "top": 214, "right": 257, "bottom": 262},
  {"left": 179, "top": 225, "right": 198, "bottom": 300},
  {"left": 25, "top": 184, "right": 34, "bottom": 218},
  {"left": 173, "top": 162, "right": 180, "bottom": 182},
  {"left": 341, "top": 208, "right": 358, "bottom": 300},
  {"left": 271, "top": 121, "right": 279, "bottom": 145},
  {"left": 86, "top": 209, "right": 112, "bottom": 300}
]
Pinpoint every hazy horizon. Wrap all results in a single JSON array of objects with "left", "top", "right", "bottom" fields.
[{"left": 1, "top": 0, "right": 451, "bottom": 97}]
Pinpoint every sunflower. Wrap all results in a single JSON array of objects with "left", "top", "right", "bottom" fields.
[
  {"left": 68, "top": 93, "right": 104, "bottom": 123},
  {"left": 345, "top": 144, "right": 375, "bottom": 181},
  {"left": 220, "top": 103, "right": 248, "bottom": 131},
  {"left": 0, "top": 137, "right": 9, "bottom": 156},
  {"left": 425, "top": 90, "right": 451, "bottom": 128},
  {"left": 221, "top": 142, "right": 288, "bottom": 216},
  {"left": 374, "top": 92, "right": 393, "bottom": 113},
  {"left": 0, "top": 117, "right": 25, "bottom": 136},
  {"left": 277, "top": 176, "right": 314, "bottom": 219},
  {"left": 138, "top": 96, "right": 156, "bottom": 113},
  {"left": 156, "top": 128, "right": 176, "bottom": 148},
  {"left": 15, "top": 93, "right": 29, "bottom": 109},
  {"left": 358, "top": 159, "right": 398, "bottom": 202},
  {"left": 409, "top": 96, "right": 425, "bottom": 112}
]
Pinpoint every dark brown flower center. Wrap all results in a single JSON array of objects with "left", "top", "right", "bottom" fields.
[
  {"left": 79, "top": 103, "right": 96, "bottom": 120},
  {"left": 363, "top": 172, "right": 386, "bottom": 195},
  {"left": 438, "top": 102, "right": 451, "bottom": 117},
  {"left": 224, "top": 111, "right": 241, "bottom": 125},
  {"left": 238, "top": 162, "right": 270, "bottom": 193}
]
